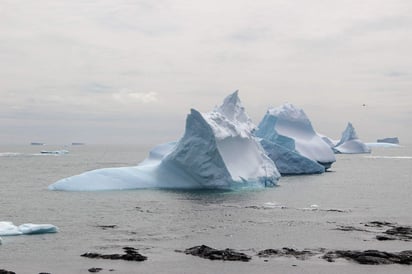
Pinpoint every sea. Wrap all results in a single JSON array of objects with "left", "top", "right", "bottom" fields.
[{"left": 0, "top": 144, "right": 411, "bottom": 274}]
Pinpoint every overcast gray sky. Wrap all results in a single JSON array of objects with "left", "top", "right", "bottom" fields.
[{"left": 1, "top": 0, "right": 411, "bottom": 145}]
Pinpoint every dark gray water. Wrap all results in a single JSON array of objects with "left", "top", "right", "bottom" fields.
[{"left": 1, "top": 144, "right": 411, "bottom": 273}]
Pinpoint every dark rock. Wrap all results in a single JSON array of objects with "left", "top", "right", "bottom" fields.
[
  {"left": 376, "top": 235, "right": 396, "bottom": 241},
  {"left": 384, "top": 226, "right": 412, "bottom": 241},
  {"left": 183, "top": 245, "right": 251, "bottom": 262},
  {"left": 334, "top": 225, "right": 369, "bottom": 232},
  {"left": 335, "top": 221, "right": 412, "bottom": 242},
  {"left": 364, "top": 221, "right": 394, "bottom": 228},
  {"left": 325, "top": 209, "right": 347, "bottom": 213},
  {"left": 322, "top": 250, "right": 412, "bottom": 265},
  {"left": 88, "top": 268, "right": 103, "bottom": 273},
  {"left": 96, "top": 225, "right": 117, "bottom": 229},
  {"left": 81, "top": 247, "right": 147, "bottom": 262},
  {"left": 257, "top": 247, "right": 321, "bottom": 260},
  {"left": 0, "top": 270, "right": 16, "bottom": 274}
]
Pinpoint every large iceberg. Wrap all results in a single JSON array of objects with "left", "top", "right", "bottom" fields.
[
  {"left": 0, "top": 221, "right": 58, "bottom": 236},
  {"left": 333, "top": 122, "right": 371, "bottom": 154},
  {"left": 255, "top": 103, "right": 335, "bottom": 173},
  {"left": 49, "top": 91, "right": 280, "bottom": 191}
]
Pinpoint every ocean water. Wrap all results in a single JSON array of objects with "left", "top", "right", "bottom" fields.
[{"left": 0, "top": 144, "right": 411, "bottom": 273}]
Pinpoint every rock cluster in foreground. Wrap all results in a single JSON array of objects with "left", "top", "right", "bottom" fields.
[
  {"left": 182, "top": 245, "right": 251, "bottom": 262},
  {"left": 180, "top": 245, "right": 412, "bottom": 265},
  {"left": 335, "top": 221, "right": 412, "bottom": 242},
  {"left": 323, "top": 250, "right": 412, "bottom": 264},
  {"left": 81, "top": 247, "right": 147, "bottom": 262}
]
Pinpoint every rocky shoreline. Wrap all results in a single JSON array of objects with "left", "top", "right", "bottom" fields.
[
  {"left": 334, "top": 221, "right": 412, "bottom": 242},
  {"left": 178, "top": 245, "right": 412, "bottom": 265},
  {"left": 2, "top": 221, "right": 411, "bottom": 273}
]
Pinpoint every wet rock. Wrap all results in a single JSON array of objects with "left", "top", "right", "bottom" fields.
[
  {"left": 376, "top": 235, "right": 396, "bottom": 241},
  {"left": 81, "top": 247, "right": 147, "bottom": 262},
  {"left": 322, "top": 250, "right": 412, "bottom": 265},
  {"left": 364, "top": 221, "right": 394, "bottom": 228},
  {"left": 0, "top": 270, "right": 16, "bottom": 274},
  {"left": 325, "top": 209, "right": 347, "bottom": 213},
  {"left": 96, "top": 225, "right": 117, "bottom": 230},
  {"left": 88, "top": 268, "right": 103, "bottom": 273},
  {"left": 257, "top": 247, "right": 321, "bottom": 260},
  {"left": 183, "top": 245, "right": 251, "bottom": 262},
  {"left": 383, "top": 226, "right": 412, "bottom": 241},
  {"left": 334, "top": 225, "right": 369, "bottom": 232},
  {"left": 335, "top": 221, "right": 412, "bottom": 242}
]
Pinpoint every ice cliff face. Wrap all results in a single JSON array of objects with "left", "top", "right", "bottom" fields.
[
  {"left": 206, "top": 92, "right": 279, "bottom": 185},
  {"left": 255, "top": 103, "right": 335, "bottom": 172},
  {"left": 49, "top": 91, "right": 280, "bottom": 191},
  {"left": 333, "top": 122, "right": 371, "bottom": 154},
  {"left": 160, "top": 109, "right": 233, "bottom": 188}
]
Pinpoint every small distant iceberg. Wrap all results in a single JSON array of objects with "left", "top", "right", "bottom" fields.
[
  {"left": 30, "top": 142, "right": 45, "bottom": 146},
  {"left": 377, "top": 137, "right": 399, "bottom": 144},
  {"left": 0, "top": 221, "right": 58, "bottom": 237},
  {"left": 333, "top": 123, "right": 371, "bottom": 154},
  {"left": 255, "top": 103, "right": 335, "bottom": 174}
]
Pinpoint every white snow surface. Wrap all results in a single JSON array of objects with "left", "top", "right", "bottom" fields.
[
  {"left": 49, "top": 91, "right": 280, "bottom": 191},
  {"left": 214, "top": 90, "right": 256, "bottom": 135},
  {"left": 255, "top": 103, "right": 335, "bottom": 171},
  {"left": 318, "top": 134, "right": 338, "bottom": 148},
  {"left": 0, "top": 221, "right": 58, "bottom": 236},
  {"left": 334, "top": 123, "right": 371, "bottom": 154}
]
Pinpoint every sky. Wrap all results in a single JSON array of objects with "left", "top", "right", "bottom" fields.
[{"left": 1, "top": 0, "right": 411, "bottom": 145}]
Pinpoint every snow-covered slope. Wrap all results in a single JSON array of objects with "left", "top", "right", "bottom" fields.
[
  {"left": 334, "top": 123, "right": 371, "bottom": 154},
  {"left": 318, "top": 134, "right": 338, "bottom": 148},
  {"left": 49, "top": 91, "right": 280, "bottom": 191},
  {"left": 255, "top": 103, "right": 335, "bottom": 171}
]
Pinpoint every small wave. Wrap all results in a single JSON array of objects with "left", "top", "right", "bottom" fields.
[
  {"left": 365, "top": 156, "right": 412, "bottom": 159},
  {"left": 0, "top": 152, "right": 23, "bottom": 157},
  {"left": 365, "top": 142, "right": 400, "bottom": 148},
  {"left": 246, "top": 202, "right": 349, "bottom": 213}
]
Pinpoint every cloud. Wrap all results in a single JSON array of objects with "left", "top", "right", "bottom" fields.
[
  {"left": 112, "top": 90, "right": 158, "bottom": 104},
  {"left": 1, "top": 0, "right": 412, "bottom": 143}
]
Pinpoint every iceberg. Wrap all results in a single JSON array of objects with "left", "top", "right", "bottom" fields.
[
  {"left": 49, "top": 91, "right": 280, "bottom": 191},
  {"left": 377, "top": 137, "right": 400, "bottom": 144},
  {"left": 333, "top": 123, "right": 371, "bottom": 154},
  {"left": 259, "top": 139, "right": 325, "bottom": 175},
  {"left": 255, "top": 103, "right": 335, "bottom": 173},
  {"left": 0, "top": 221, "right": 58, "bottom": 236}
]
